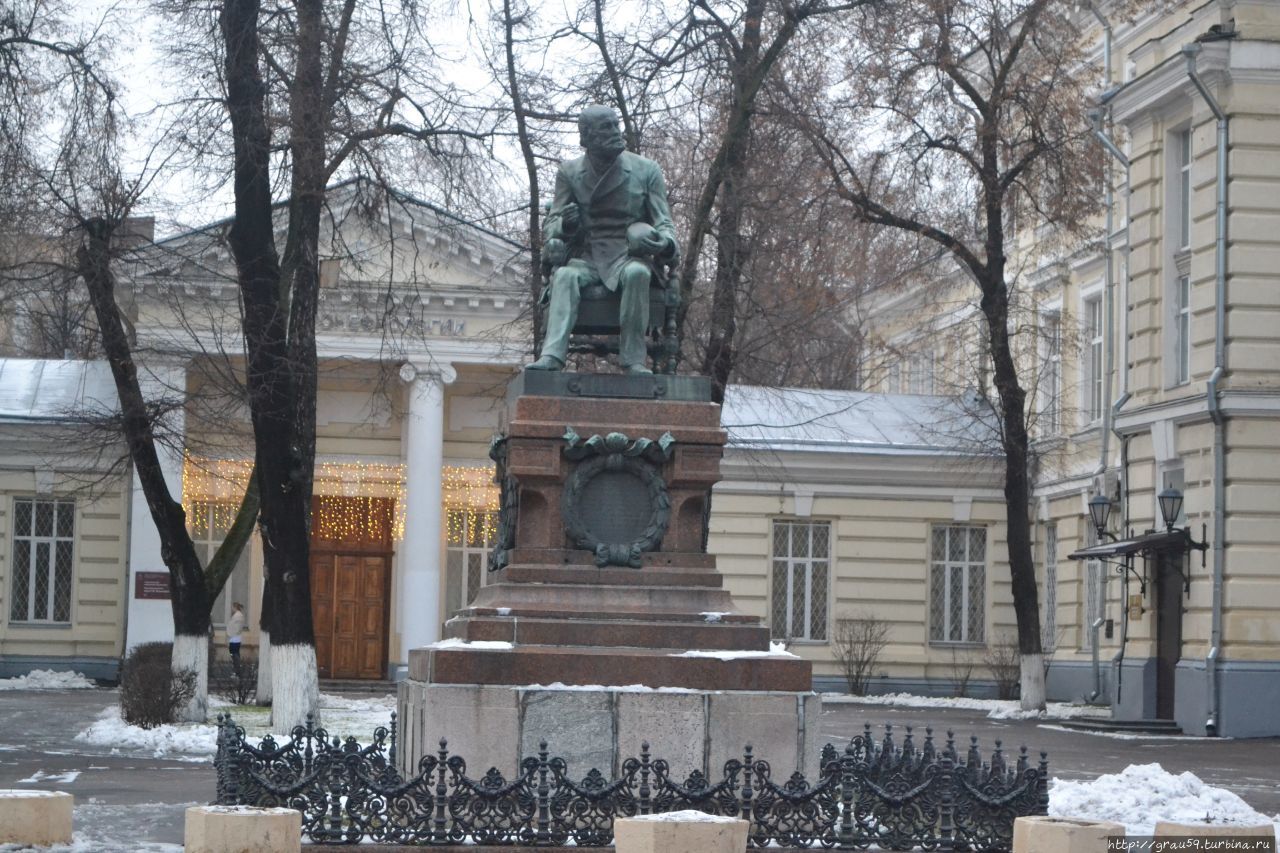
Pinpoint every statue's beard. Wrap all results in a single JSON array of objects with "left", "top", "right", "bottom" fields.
[{"left": 588, "top": 138, "right": 625, "bottom": 161}]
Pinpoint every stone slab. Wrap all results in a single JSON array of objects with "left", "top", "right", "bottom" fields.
[
  {"left": 520, "top": 689, "right": 616, "bottom": 778},
  {"left": 184, "top": 805, "right": 301, "bottom": 853},
  {"left": 1012, "top": 816, "right": 1126, "bottom": 853},
  {"left": 708, "top": 693, "right": 813, "bottom": 778},
  {"left": 446, "top": 616, "right": 771, "bottom": 651},
  {"left": 0, "top": 790, "right": 73, "bottom": 846},
  {"left": 399, "top": 682, "right": 521, "bottom": 778},
  {"left": 511, "top": 370, "right": 713, "bottom": 403},
  {"left": 615, "top": 815, "right": 749, "bottom": 853},
  {"left": 616, "top": 692, "right": 707, "bottom": 778}
]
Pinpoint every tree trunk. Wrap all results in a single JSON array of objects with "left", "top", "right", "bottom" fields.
[
  {"left": 255, "top": 629, "right": 273, "bottom": 706},
  {"left": 502, "top": 0, "right": 543, "bottom": 353},
  {"left": 172, "top": 633, "right": 208, "bottom": 722}
]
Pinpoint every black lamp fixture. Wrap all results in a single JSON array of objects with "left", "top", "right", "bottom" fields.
[
  {"left": 1158, "top": 488, "right": 1184, "bottom": 532},
  {"left": 1088, "top": 493, "right": 1113, "bottom": 539}
]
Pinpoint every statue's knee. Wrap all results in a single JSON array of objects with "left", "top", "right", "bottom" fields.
[
  {"left": 621, "top": 262, "right": 651, "bottom": 290},
  {"left": 551, "top": 268, "right": 580, "bottom": 293}
]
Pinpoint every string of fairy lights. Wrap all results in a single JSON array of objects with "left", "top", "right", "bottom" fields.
[{"left": 181, "top": 455, "right": 499, "bottom": 545}]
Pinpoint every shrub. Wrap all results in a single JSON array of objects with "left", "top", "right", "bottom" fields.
[
  {"left": 209, "top": 657, "right": 257, "bottom": 706},
  {"left": 985, "top": 633, "right": 1021, "bottom": 700},
  {"left": 832, "top": 612, "right": 890, "bottom": 695},
  {"left": 118, "top": 642, "right": 196, "bottom": 729}
]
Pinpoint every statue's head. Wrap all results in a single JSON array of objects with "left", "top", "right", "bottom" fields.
[{"left": 578, "top": 105, "right": 625, "bottom": 159}]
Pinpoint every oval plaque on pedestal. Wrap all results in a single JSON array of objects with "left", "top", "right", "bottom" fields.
[{"left": 562, "top": 454, "right": 670, "bottom": 567}]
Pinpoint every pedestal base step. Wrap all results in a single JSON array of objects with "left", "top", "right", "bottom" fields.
[
  {"left": 411, "top": 643, "right": 810, "bottom": 692},
  {"left": 446, "top": 615, "right": 771, "bottom": 651}
]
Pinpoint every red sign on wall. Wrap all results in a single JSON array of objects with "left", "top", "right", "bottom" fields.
[{"left": 134, "top": 572, "right": 171, "bottom": 600}]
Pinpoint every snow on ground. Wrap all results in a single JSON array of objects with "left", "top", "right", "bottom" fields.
[
  {"left": 74, "top": 707, "right": 218, "bottom": 757},
  {"left": 676, "top": 641, "right": 799, "bottom": 660},
  {"left": 16, "top": 770, "right": 81, "bottom": 784},
  {"left": 0, "top": 669, "right": 97, "bottom": 690},
  {"left": 821, "top": 691, "right": 1111, "bottom": 720},
  {"left": 1050, "top": 763, "right": 1280, "bottom": 837}
]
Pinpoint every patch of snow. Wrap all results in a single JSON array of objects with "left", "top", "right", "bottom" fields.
[
  {"left": 0, "top": 789, "right": 71, "bottom": 797},
  {"left": 429, "top": 638, "right": 514, "bottom": 650},
  {"left": 700, "top": 612, "right": 729, "bottom": 622},
  {"left": 625, "top": 809, "right": 743, "bottom": 823},
  {"left": 16, "top": 770, "right": 80, "bottom": 784},
  {"left": 1049, "top": 764, "right": 1280, "bottom": 837},
  {"left": 318, "top": 693, "right": 394, "bottom": 713},
  {"left": 1037, "top": 724, "right": 1195, "bottom": 741},
  {"left": 73, "top": 707, "right": 217, "bottom": 757},
  {"left": 822, "top": 692, "right": 1109, "bottom": 721},
  {"left": 0, "top": 669, "right": 96, "bottom": 690},
  {"left": 675, "top": 645, "right": 799, "bottom": 660},
  {"left": 496, "top": 607, "right": 512, "bottom": 616},
  {"left": 195, "top": 805, "right": 299, "bottom": 816}
]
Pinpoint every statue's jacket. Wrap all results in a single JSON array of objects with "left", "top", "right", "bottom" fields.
[{"left": 543, "top": 150, "right": 678, "bottom": 296}]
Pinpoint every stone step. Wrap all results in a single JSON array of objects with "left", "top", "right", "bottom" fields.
[
  {"left": 469, "top": 582, "right": 737, "bottom": 614},
  {"left": 410, "top": 643, "right": 811, "bottom": 692},
  {"left": 445, "top": 615, "right": 772, "bottom": 651},
  {"left": 1054, "top": 718, "right": 1184, "bottom": 735},
  {"left": 493, "top": 565, "right": 724, "bottom": 588},
  {"left": 456, "top": 604, "right": 760, "bottom": 624}
]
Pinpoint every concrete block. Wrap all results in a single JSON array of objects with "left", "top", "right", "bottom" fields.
[
  {"left": 1154, "top": 820, "right": 1276, "bottom": 839},
  {"left": 707, "top": 693, "right": 803, "bottom": 779},
  {"left": 616, "top": 692, "right": 707, "bottom": 778},
  {"left": 520, "top": 689, "right": 615, "bottom": 778},
  {"left": 615, "top": 812, "right": 749, "bottom": 853},
  {"left": 0, "top": 790, "right": 73, "bottom": 846},
  {"left": 1012, "top": 816, "right": 1126, "bottom": 853},
  {"left": 183, "top": 805, "right": 300, "bottom": 853},
  {"left": 417, "top": 683, "right": 521, "bottom": 777}
]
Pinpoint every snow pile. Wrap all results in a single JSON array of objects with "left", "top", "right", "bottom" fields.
[
  {"left": 0, "top": 669, "right": 96, "bottom": 690},
  {"left": 428, "top": 638, "right": 514, "bottom": 650},
  {"left": 626, "top": 810, "right": 743, "bottom": 823},
  {"left": 675, "top": 641, "right": 799, "bottom": 661},
  {"left": 73, "top": 707, "right": 218, "bottom": 757},
  {"left": 823, "top": 691, "right": 1108, "bottom": 720},
  {"left": 1050, "top": 764, "right": 1280, "bottom": 836}
]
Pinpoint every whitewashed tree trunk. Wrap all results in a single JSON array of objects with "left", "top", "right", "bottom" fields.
[
  {"left": 172, "top": 633, "right": 208, "bottom": 723},
  {"left": 255, "top": 630, "right": 273, "bottom": 705},
  {"left": 1020, "top": 653, "right": 1046, "bottom": 711},
  {"left": 270, "top": 643, "right": 319, "bottom": 733}
]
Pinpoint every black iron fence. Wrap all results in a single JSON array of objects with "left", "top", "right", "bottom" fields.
[{"left": 213, "top": 713, "right": 1047, "bottom": 850}]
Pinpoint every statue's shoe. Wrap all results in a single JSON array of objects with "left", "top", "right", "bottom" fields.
[
  {"left": 526, "top": 355, "right": 565, "bottom": 371},
  {"left": 624, "top": 364, "right": 653, "bottom": 375}
]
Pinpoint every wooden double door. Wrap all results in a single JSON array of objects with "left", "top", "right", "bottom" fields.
[{"left": 311, "top": 551, "right": 391, "bottom": 680}]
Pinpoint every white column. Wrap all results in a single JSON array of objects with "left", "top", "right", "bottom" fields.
[
  {"left": 125, "top": 360, "right": 188, "bottom": 651},
  {"left": 394, "top": 361, "right": 455, "bottom": 678}
]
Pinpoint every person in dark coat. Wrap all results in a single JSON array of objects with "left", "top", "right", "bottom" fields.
[{"left": 528, "top": 105, "right": 679, "bottom": 374}]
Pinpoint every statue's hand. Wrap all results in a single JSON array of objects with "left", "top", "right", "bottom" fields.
[
  {"left": 627, "top": 223, "right": 669, "bottom": 258},
  {"left": 543, "top": 237, "right": 568, "bottom": 268},
  {"left": 560, "top": 202, "right": 580, "bottom": 233}
]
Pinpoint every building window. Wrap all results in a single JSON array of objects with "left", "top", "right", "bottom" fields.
[
  {"left": 1174, "top": 274, "right": 1191, "bottom": 386},
  {"left": 9, "top": 498, "right": 75, "bottom": 624},
  {"left": 1083, "top": 296, "right": 1103, "bottom": 423},
  {"left": 445, "top": 510, "right": 499, "bottom": 616},
  {"left": 1177, "top": 128, "right": 1192, "bottom": 251},
  {"left": 188, "top": 501, "right": 252, "bottom": 628},
  {"left": 1042, "top": 523, "right": 1057, "bottom": 651},
  {"left": 908, "top": 349, "right": 935, "bottom": 395},
  {"left": 887, "top": 362, "right": 902, "bottom": 394},
  {"left": 1040, "top": 313, "right": 1062, "bottom": 434},
  {"left": 770, "top": 520, "right": 830, "bottom": 642},
  {"left": 929, "top": 525, "right": 986, "bottom": 644}
]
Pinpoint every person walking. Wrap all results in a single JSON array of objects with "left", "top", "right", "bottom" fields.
[{"left": 227, "top": 602, "right": 246, "bottom": 676}]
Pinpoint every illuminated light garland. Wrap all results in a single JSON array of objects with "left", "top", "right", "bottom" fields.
[{"left": 181, "top": 455, "right": 498, "bottom": 545}]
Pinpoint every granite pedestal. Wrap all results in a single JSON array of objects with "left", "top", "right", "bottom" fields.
[{"left": 398, "top": 371, "right": 817, "bottom": 780}]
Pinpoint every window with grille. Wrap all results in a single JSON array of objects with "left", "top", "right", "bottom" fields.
[
  {"left": 188, "top": 501, "right": 252, "bottom": 628},
  {"left": 10, "top": 498, "right": 75, "bottom": 624},
  {"left": 1042, "top": 523, "right": 1057, "bottom": 651},
  {"left": 1083, "top": 296, "right": 1103, "bottom": 423},
  {"left": 770, "top": 520, "right": 830, "bottom": 642},
  {"left": 446, "top": 510, "right": 499, "bottom": 616},
  {"left": 929, "top": 525, "right": 986, "bottom": 644}
]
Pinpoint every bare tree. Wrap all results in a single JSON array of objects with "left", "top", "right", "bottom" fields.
[{"left": 799, "top": 0, "right": 1111, "bottom": 709}]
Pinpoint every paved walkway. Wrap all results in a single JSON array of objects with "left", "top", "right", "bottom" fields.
[{"left": 1, "top": 687, "right": 1276, "bottom": 851}]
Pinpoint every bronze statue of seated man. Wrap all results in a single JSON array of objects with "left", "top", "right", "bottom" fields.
[{"left": 528, "top": 105, "right": 679, "bottom": 375}]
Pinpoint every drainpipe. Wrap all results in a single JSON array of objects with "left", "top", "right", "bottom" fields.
[{"left": 1183, "top": 42, "right": 1228, "bottom": 738}]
